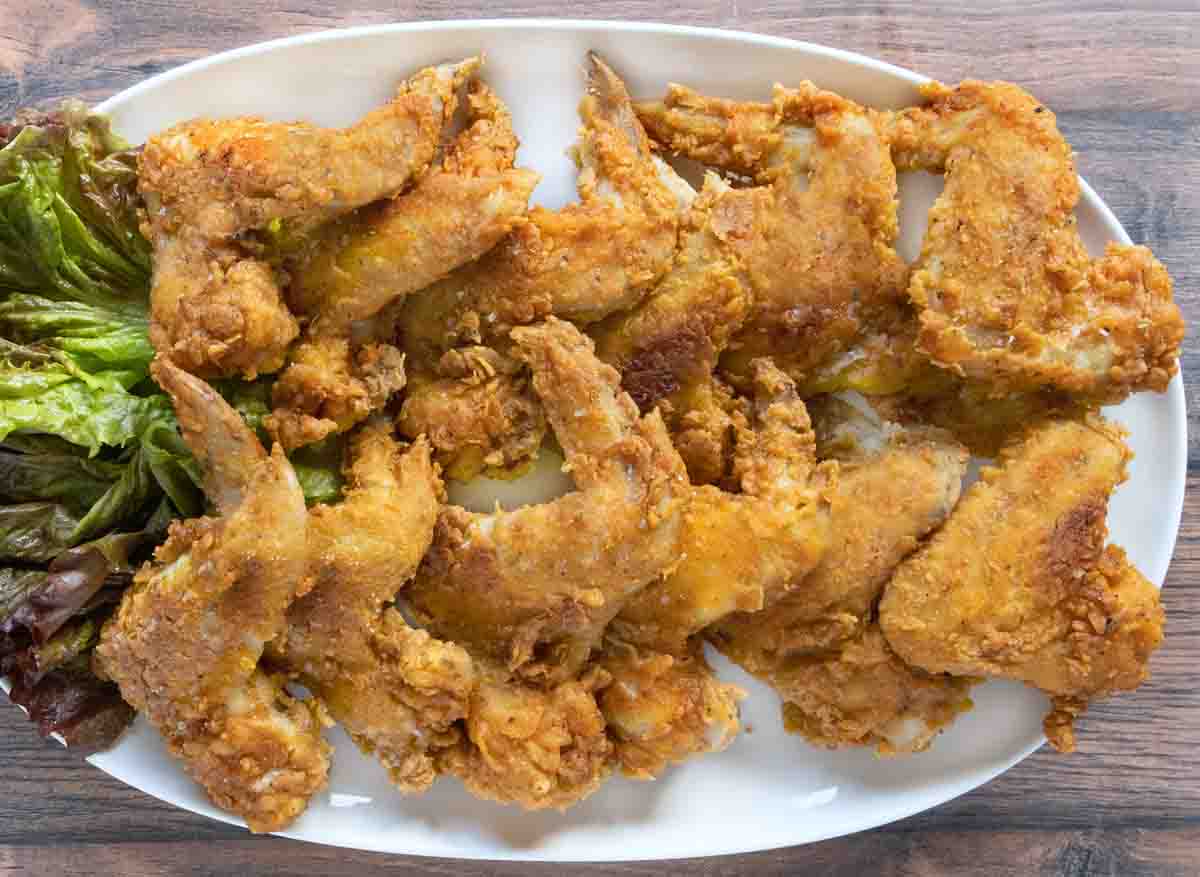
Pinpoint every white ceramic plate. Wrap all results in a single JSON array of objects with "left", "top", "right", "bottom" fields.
[{"left": 84, "top": 20, "right": 1186, "bottom": 861}]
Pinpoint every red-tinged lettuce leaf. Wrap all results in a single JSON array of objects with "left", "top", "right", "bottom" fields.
[
  {"left": 2, "top": 615, "right": 100, "bottom": 687},
  {"left": 7, "top": 656, "right": 133, "bottom": 753},
  {"left": 0, "top": 531, "right": 143, "bottom": 644},
  {"left": 0, "top": 531, "right": 145, "bottom": 753},
  {"left": 59, "top": 116, "right": 151, "bottom": 279}
]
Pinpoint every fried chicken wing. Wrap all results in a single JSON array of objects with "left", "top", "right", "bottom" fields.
[
  {"left": 665, "top": 376, "right": 747, "bottom": 485},
  {"left": 145, "top": 236, "right": 302, "bottom": 379},
  {"left": 879, "top": 416, "right": 1164, "bottom": 751},
  {"left": 265, "top": 80, "right": 537, "bottom": 450},
  {"left": 439, "top": 664, "right": 613, "bottom": 810},
  {"left": 772, "top": 628, "right": 975, "bottom": 754},
  {"left": 398, "top": 53, "right": 688, "bottom": 366},
  {"left": 708, "top": 406, "right": 973, "bottom": 753},
  {"left": 592, "top": 364, "right": 833, "bottom": 774},
  {"left": 286, "top": 82, "right": 539, "bottom": 332},
  {"left": 404, "top": 318, "right": 688, "bottom": 683},
  {"left": 869, "top": 377, "right": 1094, "bottom": 458},
  {"left": 636, "top": 81, "right": 911, "bottom": 392},
  {"left": 141, "top": 59, "right": 475, "bottom": 378},
  {"left": 612, "top": 360, "right": 836, "bottom": 653},
  {"left": 596, "top": 639, "right": 742, "bottom": 780},
  {"left": 397, "top": 346, "right": 547, "bottom": 479},
  {"left": 715, "top": 395, "right": 968, "bottom": 653},
  {"left": 888, "top": 80, "right": 1184, "bottom": 400},
  {"left": 590, "top": 174, "right": 772, "bottom": 480},
  {"left": 265, "top": 334, "right": 408, "bottom": 451},
  {"left": 266, "top": 425, "right": 476, "bottom": 792},
  {"left": 96, "top": 360, "right": 327, "bottom": 832},
  {"left": 392, "top": 54, "right": 693, "bottom": 479}
]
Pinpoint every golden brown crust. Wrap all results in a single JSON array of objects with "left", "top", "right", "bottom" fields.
[
  {"left": 174, "top": 673, "right": 331, "bottom": 831},
  {"left": 440, "top": 666, "right": 614, "bottom": 810},
  {"left": 713, "top": 413, "right": 968, "bottom": 657},
  {"left": 638, "top": 81, "right": 911, "bottom": 392},
  {"left": 404, "top": 318, "right": 688, "bottom": 683},
  {"left": 588, "top": 174, "right": 775, "bottom": 482},
  {"left": 97, "top": 362, "right": 327, "bottom": 832},
  {"left": 774, "top": 629, "right": 975, "bottom": 754},
  {"left": 140, "top": 61, "right": 472, "bottom": 239},
  {"left": 591, "top": 176, "right": 766, "bottom": 410},
  {"left": 267, "top": 427, "right": 477, "bottom": 790},
  {"left": 636, "top": 84, "right": 784, "bottom": 176},
  {"left": 108, "top": 65, "right": 1184, "bottom": 812},
  {"left": 879, "top": 416, "right": 1164, "bottom": 750},
  {"left": 396, "top": 348, "right": 547, "bottom": 480},
  {"left": 266, "top": 337, "right": 406, "bottom": 450},
  {"left": 141, "top": 60, "right": 475, "bottom": 379},
  {"left": 665, "top": 377, "right": 746, "bottom": 485},
  {"left": 1043, "top": 696, "right": 1087, "bottom": 753},
  {"left": 286, "top": 81, "right": 537, "bottom": 330},
  {"left": 889, "top": 80, "right": 1185, "bottom": 400},
  {"left": 612, "top": 361, "right": 837, "bottom": 653},
  {"left": 397, "top": 54, "right": 687, "bottom": 364},
  {"left": 707, "top": 416, "right": 971, "bottom": 753},
  {"left": 597, "top": 639, "right": 743, "bottom": 779},
  {"left": 146, "top": 236, "right": 300, "bottom": 379},
  {"left": 267, "top": 80, "right": 537, "bottom": 449},
  {"left": 872, "top": 378, "right": 1096, "bottom": 458}
]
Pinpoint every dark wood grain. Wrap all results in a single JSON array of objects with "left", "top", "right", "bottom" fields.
[{"left": 1, "top": 1, "right": 1197, "bottom": 873}]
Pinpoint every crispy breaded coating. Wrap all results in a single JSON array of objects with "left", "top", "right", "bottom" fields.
[
  {"left": 398, "top": 53, "right": 688, "bottom": 366},
  {"left": 590, "top": 173, "right": 772, "bottom": 480},
  {"left": 266, "top": 335, "right": 406, "bottom": 450},
  {"left": 773, "top": 629, "right": 975, "bottom": 754},
  {"left": 267, "top": 79, "right": 537, "bottom": 449},
  {"left": 146, "top": 236, "right": 302, "bottom": 379},
  {"left": 709, "top": 408, "right": 972, "bottom": 753},
  {"left": 880, "top": 416, "right": 1164, "bottom": 751},
  {"left": 267, "top": 426, "right": 476, "bottom": 792},
  {"left": 715, "top": 396, "right": 969, "bottom": 654},
  {"left": 141, "top": 59, "right": 476, "bottom": 238},
  {"left": 888, "top": 81, "right": 1184, "bottom": 400},
  {"left": 1036, "top": 546, "right": 1163, "bottom": 751},
  {"left": 141, "top": 59, "right": 475, "bottom": 379},
  {"left": 590, "top": 174, "right": 762, "bottom": 410},
  {"left": 439, "top": 665, "right": 614, "bottom": 810},
  {"left": 404, "top": 318, "right": 688, "bottom": 683},
  {"left": 665, "top": 377, "right": 747, "bottom": 485},
  {"left": 286, "top": 82, "right": 539, "bottom": 331},
  {"left": 612, "top": 361, "right": 836, "bottom": 653},
  {"left": 597, "top": 639, "right": 742, "bottom": 779},
  {"left": 637, "top": 81, "right": 911, "bottom": 392},
  {"left": 96, "top": 360, "right": 328, "bottom": 832},
  {"left": 397, "top": 347, "right": 547, "bottom": 480}
]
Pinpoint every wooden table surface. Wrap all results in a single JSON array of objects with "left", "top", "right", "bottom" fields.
[{"left": 1, "top": 1, "right": 1197, "bottom": 874}]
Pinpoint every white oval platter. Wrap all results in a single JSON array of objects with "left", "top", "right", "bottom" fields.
[{"left": 81, "top": 19, "right": 1186, "bottom": 861}]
